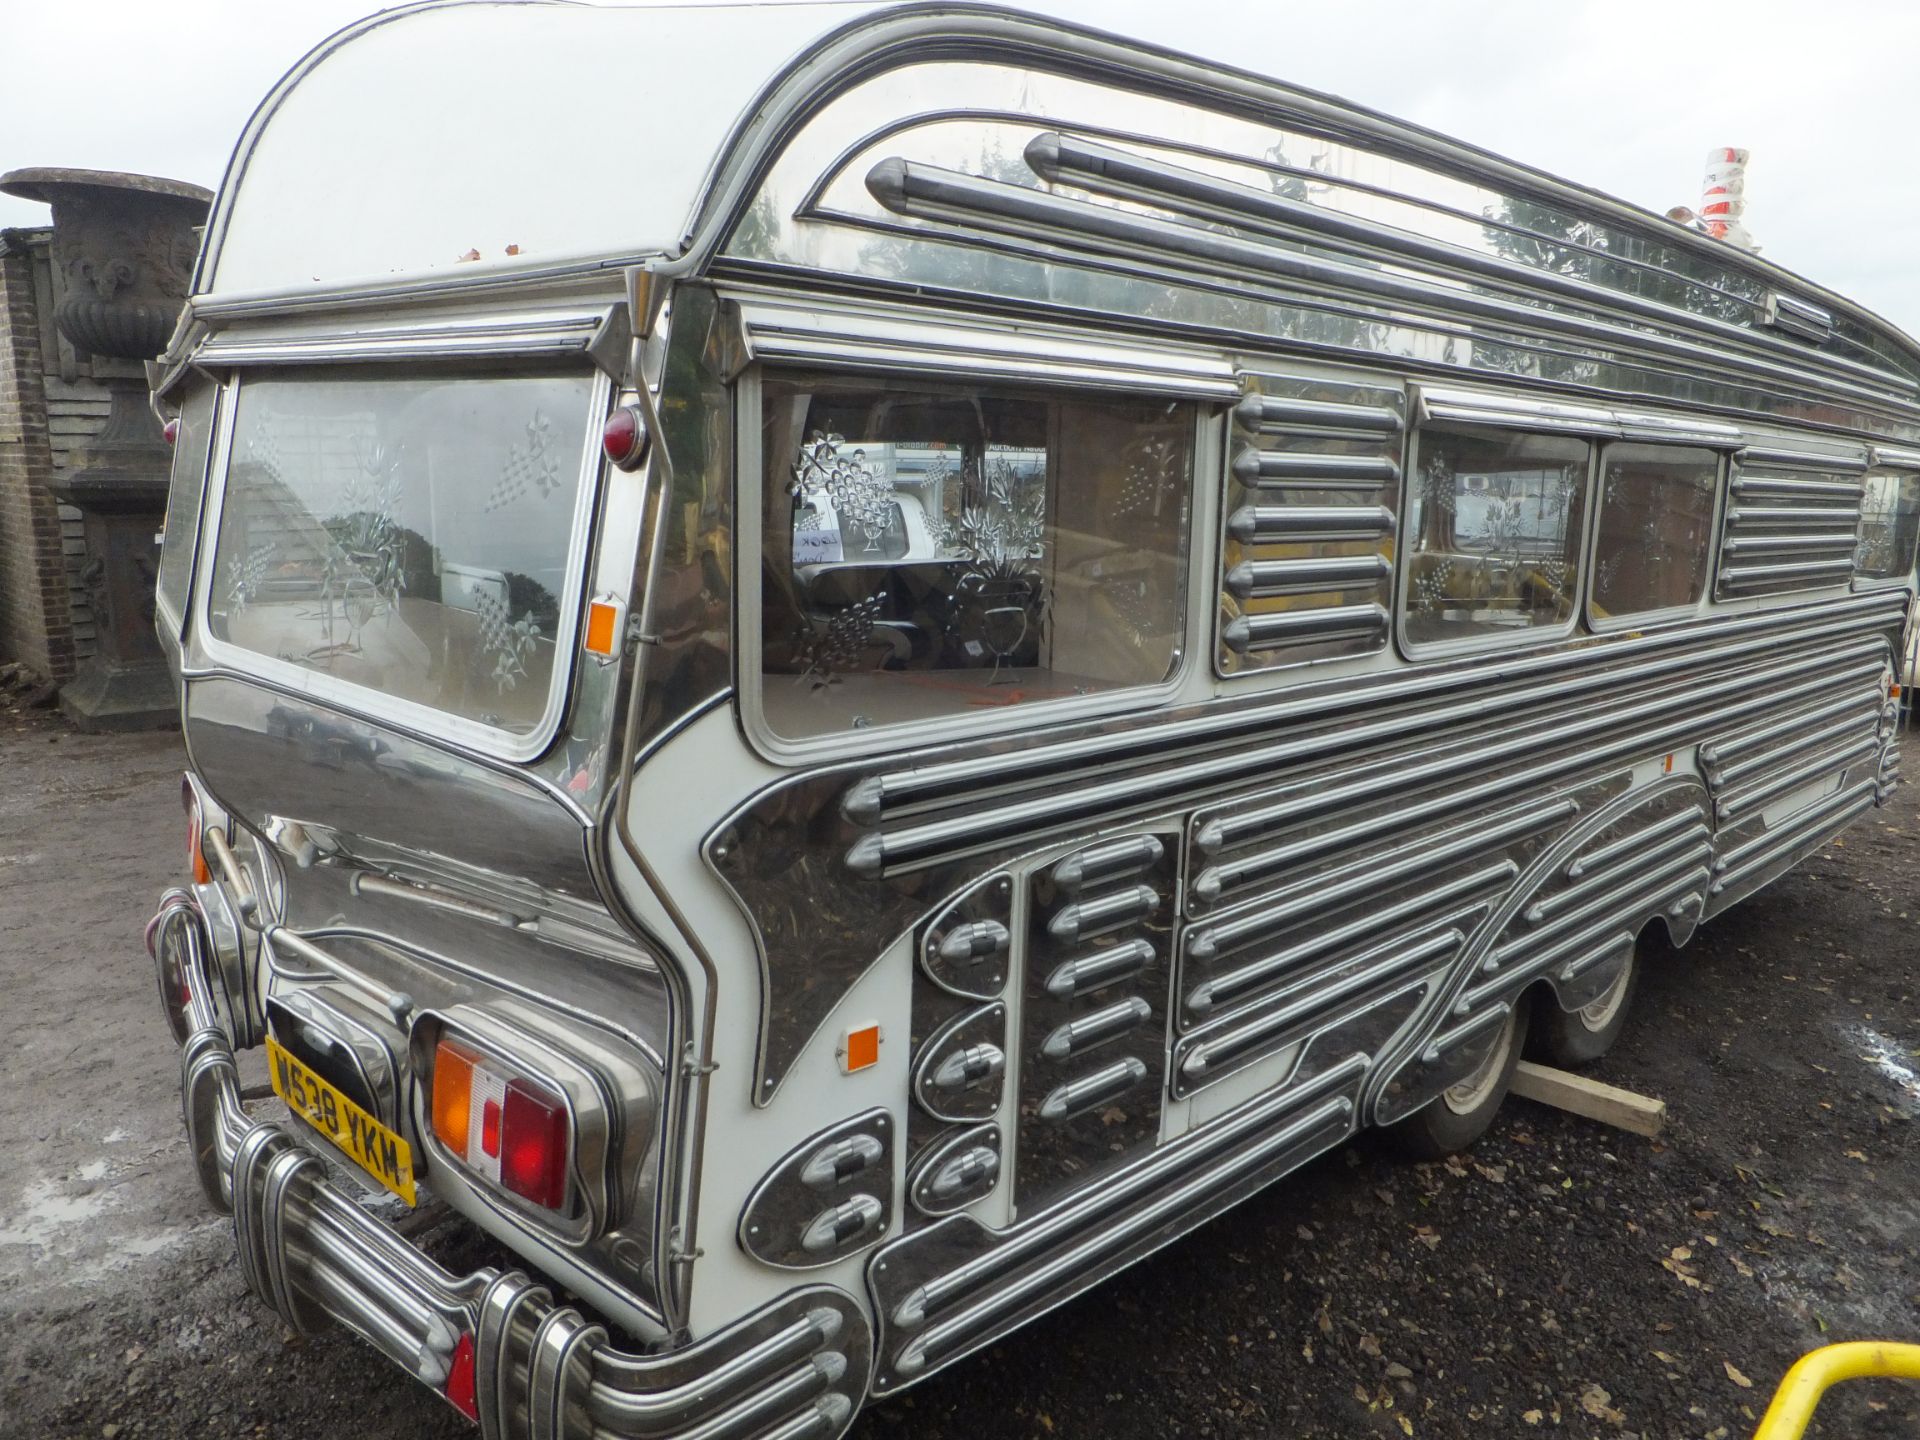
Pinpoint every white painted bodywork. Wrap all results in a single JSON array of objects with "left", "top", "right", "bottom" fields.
[{"left": 202, "top": 1, "right": 878, "bottom": 298}]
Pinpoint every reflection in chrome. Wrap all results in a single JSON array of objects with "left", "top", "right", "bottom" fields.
[{"left": 146, "top": 3, "right": 1920, "bottom": 1432}]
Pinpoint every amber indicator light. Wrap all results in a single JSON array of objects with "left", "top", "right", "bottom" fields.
[
  {"left": 584, "top": 599, "right": 621, "bottom": 658},
  {"left": 841, "top": 1023, "right": 882, "bottom": 1074}
]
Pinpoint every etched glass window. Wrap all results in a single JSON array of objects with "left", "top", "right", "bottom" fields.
[
  {"left": 1403, "top": 426, "right": 1590, "bottom": 648},
  {"left": 1589, "top": 444, "right": 1718, "bottom": 622},
  {"left": 759, "top": 372, "right": 1192, "bottom": 739},
  {"left": 157, "top": 381, "right": 218, "bottom": 628},
  {"left": 205, "top": 370, "right": 598, "bottom": 738},
  {"left": 1856, "top": 470, "right": 1920, "bottom": 581}
]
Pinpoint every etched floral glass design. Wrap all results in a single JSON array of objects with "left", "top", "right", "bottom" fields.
[
  {"left": 206, "top": 370, "right": 596, "bottom": 736},
  {"left": 1589, "top": 444, "right": 1717, "bottom": 621},
  {"left": 761, "top": 372, "right": 1191, "bottom": 738},
  {"left": 1403, "top": 426, "right": 1590, "bottom": 647},
  {"left": 1856, "top": 470, "right": 1920, "bottom": 582}
]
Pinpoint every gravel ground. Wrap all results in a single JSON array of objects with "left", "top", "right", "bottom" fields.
[{"left": 2, "top": 705, "right": 1914, "bottom": 1439}]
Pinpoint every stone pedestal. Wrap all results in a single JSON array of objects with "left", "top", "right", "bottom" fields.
[{"left": 0, "top": 167, "right": 211, "bottom": 731}]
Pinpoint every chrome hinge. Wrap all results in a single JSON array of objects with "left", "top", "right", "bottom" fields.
[{"left": 624, "top": 615, "right": 660, "bottom": 656}]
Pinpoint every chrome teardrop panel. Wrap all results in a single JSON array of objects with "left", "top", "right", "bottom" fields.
[
  {"left": 922, "top": 875, "right": 1014, "bottom": 998},
  {"left": 908, "top": 1124, "right": 1003, "bottom": 1219},
  {"left": 911, "top": 1002, "right": 1008, "bottom": 1124},
  {"left": 739, "top": 1108, "right": 895, "bottom": 1270}
]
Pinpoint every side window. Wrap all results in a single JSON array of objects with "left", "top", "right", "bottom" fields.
[
  {"left": 1401, "top": 425, "right": 1590, "bottom": 650},
  {"left": 156, "top": 381, "right": 218, "bottom": 631},
  {"left": 757, "top": 371, "right": 1192, "bottom": 740},
  {"left": 1856, "top": 470, "right": 1920, "bottom": 582},
  {"left": 1589, "top": 444, "right": 1718, "bottom": 624}
]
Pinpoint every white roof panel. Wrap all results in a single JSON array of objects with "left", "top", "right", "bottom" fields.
[{"left": 204, "top": 0, "right": 878, "bottom": 297}]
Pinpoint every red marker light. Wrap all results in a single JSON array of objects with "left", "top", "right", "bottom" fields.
[
  {"left": 163, "top": 418, "right": 180, "bottom": 446},
  {"left": 444, "top": 1333, "right": 478, "bottom": 1420},
  {"left": 602, "top": 405, "right": 648, "bottom": 470}
]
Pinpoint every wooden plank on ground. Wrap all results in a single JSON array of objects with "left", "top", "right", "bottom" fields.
[{"left": 1511, "top": 1060, "right": 1667, "bottom": 1138}]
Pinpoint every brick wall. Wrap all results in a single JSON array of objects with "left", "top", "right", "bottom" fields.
[{"left": 0, "top": 228, "right": 75, "bottom": 681}]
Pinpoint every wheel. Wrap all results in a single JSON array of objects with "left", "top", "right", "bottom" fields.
[
  {"left": 1532, "top": 944, "right": 1639, "bottom": 1068},
  {"left": 1386, "top": 1002, "right": 1528, "bottom": 1159}
]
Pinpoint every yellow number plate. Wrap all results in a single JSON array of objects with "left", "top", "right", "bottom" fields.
[{"left": 267, "top": 1036, "right": 416, "bottom": 1206}]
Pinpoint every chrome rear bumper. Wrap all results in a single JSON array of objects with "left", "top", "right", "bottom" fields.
[{"left": 150, "top": 897, "right": 870, "bottom": 1440}]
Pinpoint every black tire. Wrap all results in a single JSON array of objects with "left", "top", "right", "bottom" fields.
[
  {"left": 1532, "top": 943, "right": 1639, "bottom": 1068},
  {"left": 1385, "top": 1002, "right": 1528, "bottom": 1160}
]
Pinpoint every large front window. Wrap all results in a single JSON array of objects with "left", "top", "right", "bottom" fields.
[
  {"left": 758, "top": 372, "right": 1193, "bottom": 740},
  {"left": 204, "top": 369, "right": 600, "bottom": 742}
]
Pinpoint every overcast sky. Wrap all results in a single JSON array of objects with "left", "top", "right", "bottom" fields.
[{"left": 4, "top": 0, "right": 1915, "bottom": 337}]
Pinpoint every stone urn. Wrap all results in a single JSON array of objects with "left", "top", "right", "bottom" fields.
[{"left": 0, "top": 167, "right": 211, "bottom": 730}]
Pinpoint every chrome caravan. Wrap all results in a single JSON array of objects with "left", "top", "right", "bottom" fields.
[{"left": 145, "top": 3, "right": 1920, "bottom": 1435}]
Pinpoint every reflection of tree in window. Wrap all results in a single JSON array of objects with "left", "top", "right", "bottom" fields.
[{"left": 1405, "top": 427, "right": 1588, "bottom": 646}]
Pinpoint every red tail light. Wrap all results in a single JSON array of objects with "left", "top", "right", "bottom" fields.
[
  {"left": 602, "top": 405, "right": 648, "bottom": 470},
  {"left": 443, "top": 1333, "right": 478, "bottom": 1420},
  {"left": 430, "top": 1034, "right": 572, "bottom": 1213},
  {"left": 162, "top": 418, "right": 180, "bottom": 446},
  {"left": 501, "top": 1079, "right": 569, "bottom": 1209}
]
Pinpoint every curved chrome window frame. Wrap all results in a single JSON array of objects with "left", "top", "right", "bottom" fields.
[
  {"left": 191, "top": 364, "right": 614, "bottom": 767},
  {"left": 1851, "top": 450, "right": 1920, "bottom": 592},
  {"left": 1393, "top": 420, "right": 1598, "bottom": 664},
  {"left": 1581, "top": 443, "right": 1728, "bottom": 635},
  {"left": 734, "top": 362, "right": 1213, "bottom": 767}
]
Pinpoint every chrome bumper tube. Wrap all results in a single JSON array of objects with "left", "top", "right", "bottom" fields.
[{"left": 150, "top": 897, "right": 871, "bottom": 1440}]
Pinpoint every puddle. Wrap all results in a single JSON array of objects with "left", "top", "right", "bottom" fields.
[
  {"left": 0, "top": 1179, "right": 110, "bottom": 1246},
  {"left": 1845, "top": 1023, "right": 1920, "bottom": 1113}
]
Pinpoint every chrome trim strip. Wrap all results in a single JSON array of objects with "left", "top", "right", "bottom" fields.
[
  {"left": 881, "top": 1076, "right": 1359, "bottom": 1384},
  {"left": 1731, "top": 474, "right": 1867, "bottom": 499},
  {"left": 1191, "top": 861, "right": 1514, "bottom": 1012},
  {"left": 861, "top": 157, "right": 1907, "bottom": 412},
  {"left": 1223, "top": 554, "right": 1394, "bottom": 599},
  {"left": 1224, "top": 503, "right": 1396, "bottom": 541},
  {"left": 194, "top": 310, "right": 613, "bottom": 367},
  {"left": 1523, "top": 825, "right": 1712, "bottom": 923},
  {"left": 1229, "top": 448, "right": 1400, "bottom": 486},
  {"left": 1178, "top": 937, "right": 1453, "bottom": 1088},
  {"left": 735, "top": 293, "right": 1239, "bottom": 398},
  {"left": 1716, "top": 736, "right": 1880, "bottom": 821},
  {"left": 1738, "top": 443, "right": 1871, "bottom": 472},
  {"left": 1710, "top": 783, "right": 1879, "bottom": 897},
  {"left": 849, "top": 591, "right": 1905, "bottom": 821},
  {"left": 1022, "top": 131, "right": 1885, "bottom": 393},
  {"left": 1233, "top": 391, "right": 1401, "bottom": 434}
]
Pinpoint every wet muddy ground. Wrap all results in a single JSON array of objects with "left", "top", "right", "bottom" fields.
[{"left": 1, "top": 710, "right": 1914, "bottom": 1439}]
